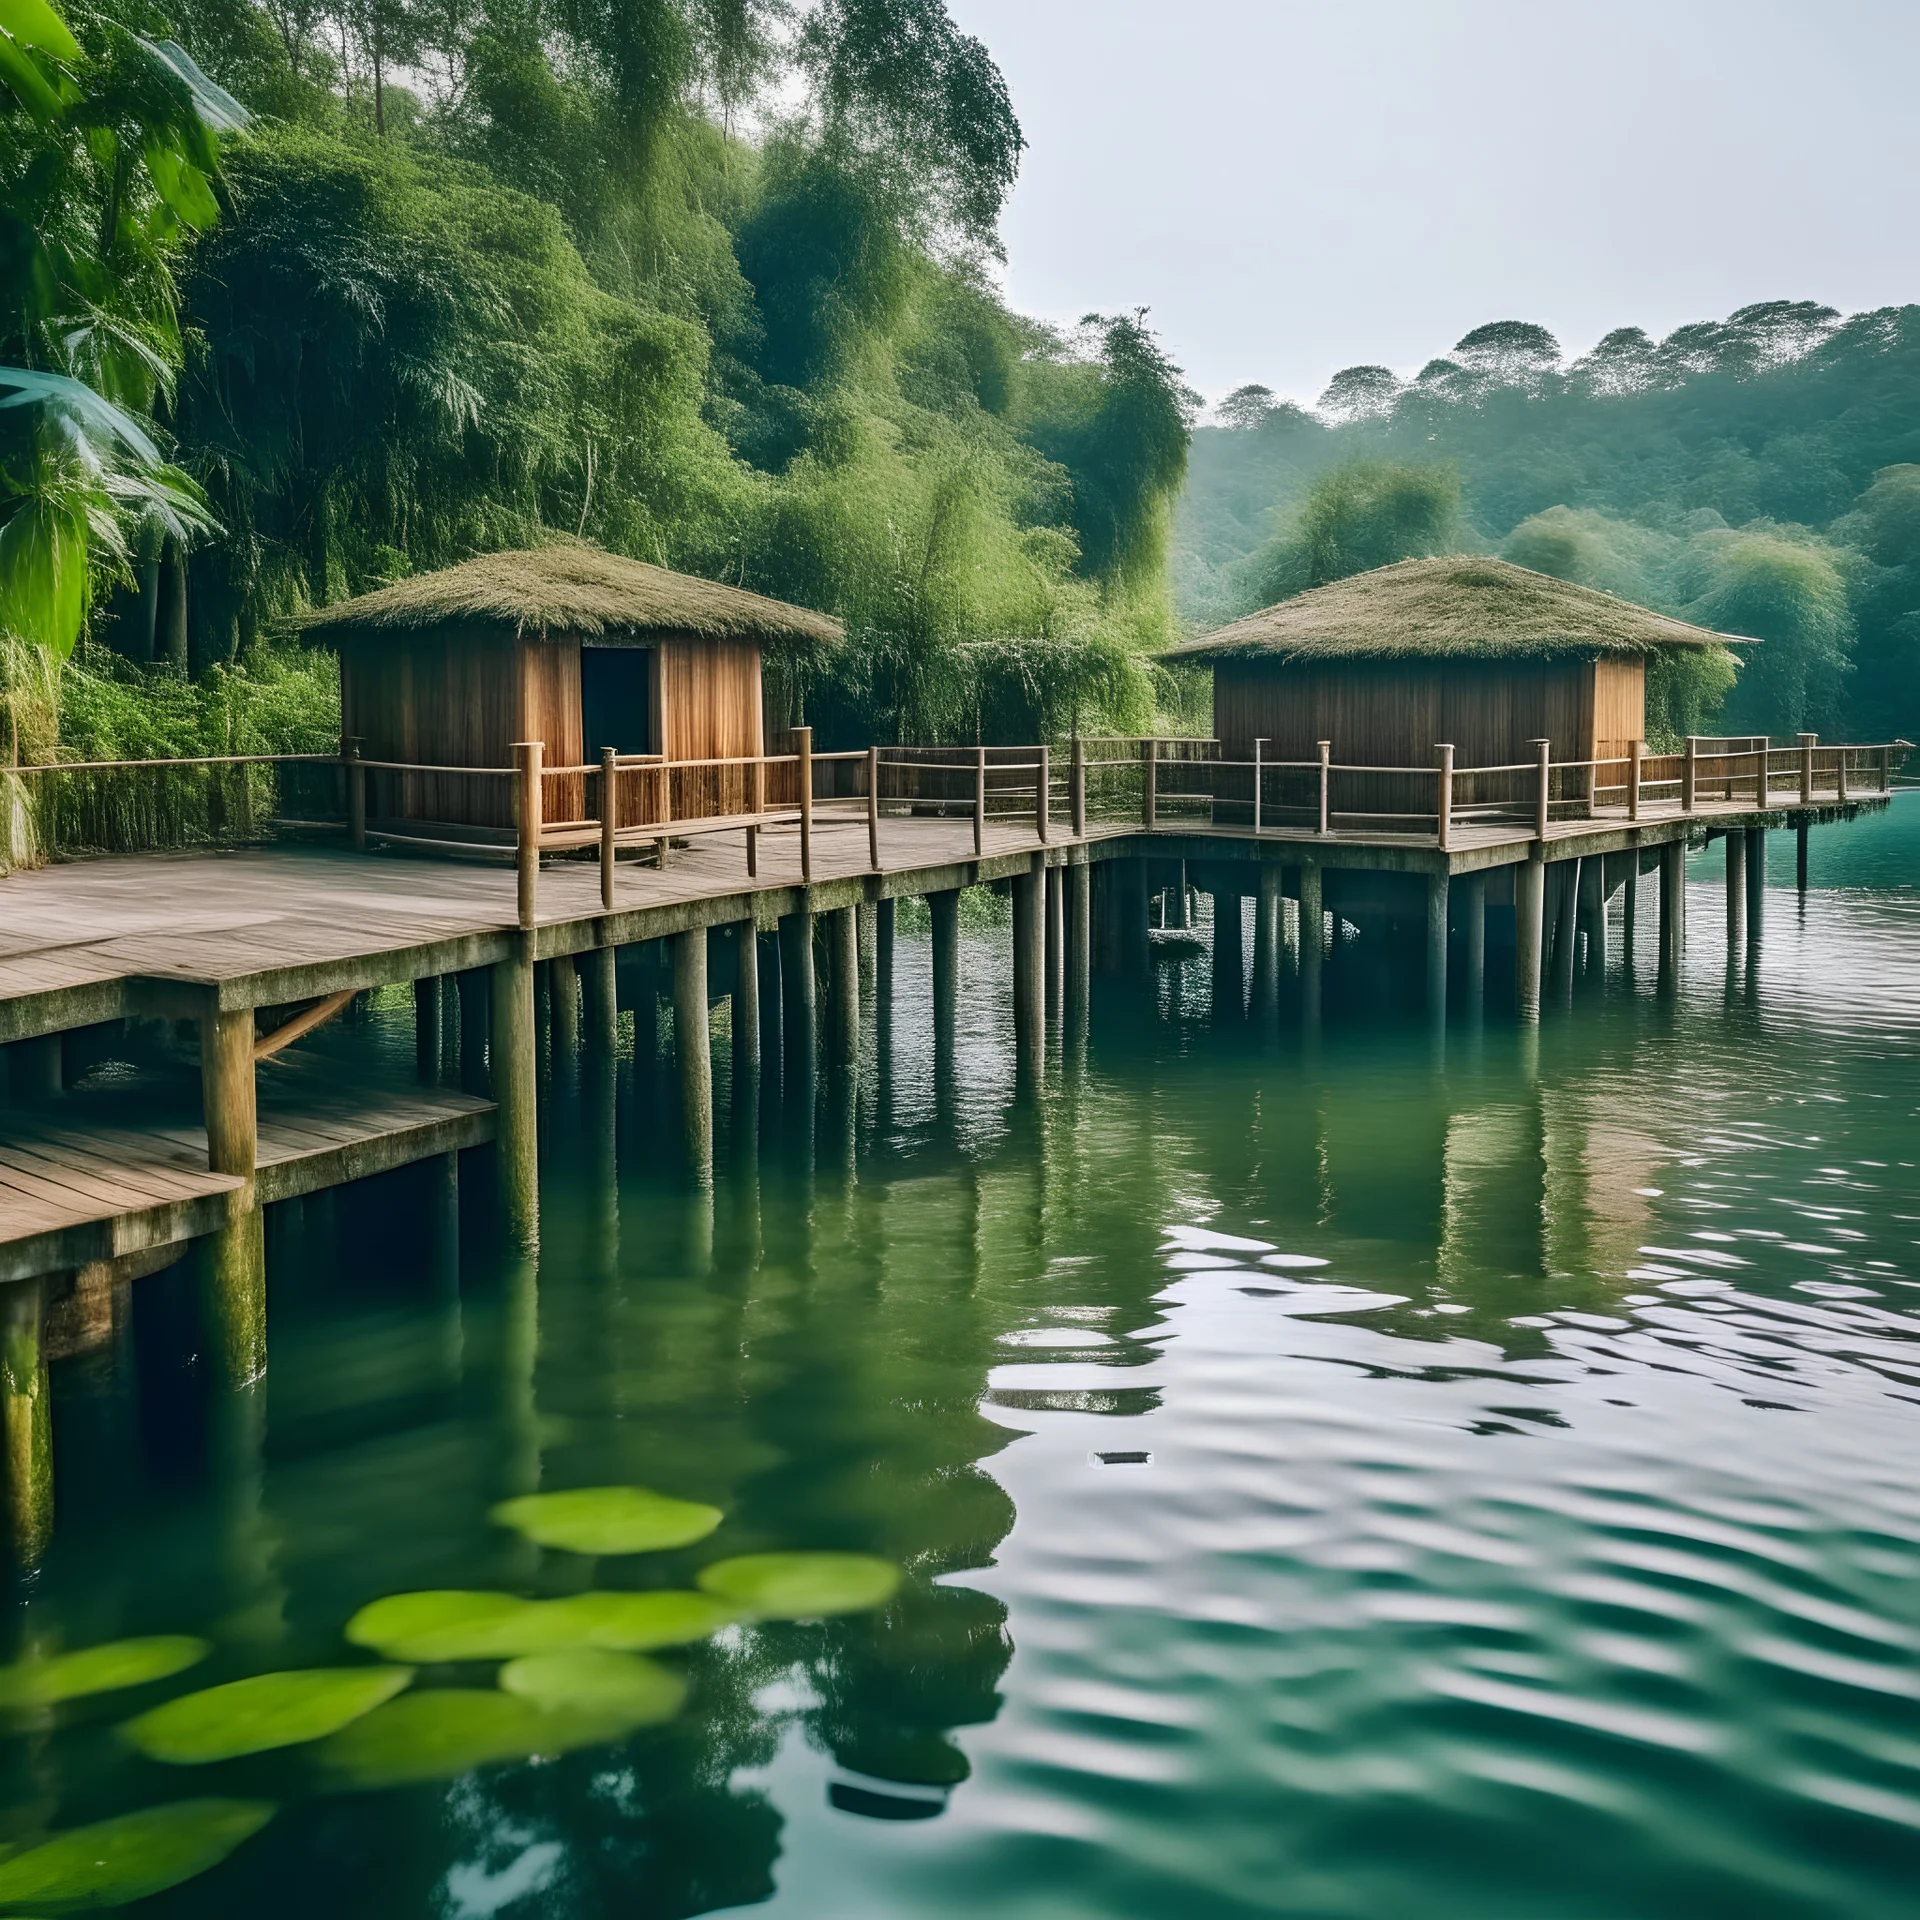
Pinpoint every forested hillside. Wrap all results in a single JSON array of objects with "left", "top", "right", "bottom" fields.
[
  {"left": 2, "top": 0, "right": 1195, "bottom": 784},
  {"left": 1177, "top": 305, "right": 1920, "bottom": 741}
]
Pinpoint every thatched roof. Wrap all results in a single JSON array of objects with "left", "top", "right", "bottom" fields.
[
  {"left": 1167, "top": 557, "right": 1743, "bottom": 663},
  {"left": 301, "top": 544, "right": 842, "bottom": 648}
]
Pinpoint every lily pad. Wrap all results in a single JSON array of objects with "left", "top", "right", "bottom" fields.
[
  {"left": 697, "top": 1553, "right": 900, "bottom": 1620},
  {"left": 491, "top": 1487, "right": 723, "bottom": 1557},
  {"left": 318, "top": 1689, "right": 636, "bottom": 1790},
  {"left": 123, "top": 1667, "right": 414, "bottom": 1765},
  {"left": 498, "top": 1649, "right": 687, "bottom": 1722},
  {"left": 540, "top": 1591, "right": 739, "bottom": 1651},
  {"left": 0, "top": 1637, "right": 210, "bottom": 1710},
  {"left": 343, "top": 1592, "right": 559, "bottom": 1663},
  {"left": 0, "top": 1798, "right": 273, "bottom": 1912}
]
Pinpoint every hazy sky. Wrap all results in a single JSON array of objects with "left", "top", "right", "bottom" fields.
[{"left": 947, "top": 0, "right": 1920, "bottom": 410}]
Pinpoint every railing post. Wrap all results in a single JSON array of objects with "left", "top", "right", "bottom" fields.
[
  {"left": 599, "top": 747, "right": 617, "bottom": 912},
  {"left": 867, "top": 744, "right": 881, "bottom": 872},
  {"left": 1837, "top": 745, "right": 1850, "bottom": 804},
  {"left": 515, "top": 740, "right": 541, "bottom": 932},
  {"left": 1036, "top": 744, "right": 1050, "bottom": 843},
  {"left": 974, "top": 744, "right": 986, "bottom": 858},
  {"left": 1435, "top": 743, "right": 1454, "bottom": 852},
  {"left": 1628, "top": 738, "right": 1643, "bottom": 821},
  {"left": 1071, "top": 734, "right": 1086, "bottom": 839},
  {"left": 796, "top": 726, "right": 814, "bottom": 882},
  {"left": 345, "top": 736, "right": 366, "bottom": 851},
  {"left": 748, "top": 752, "right": 764, "bottom": 877},
  {"left": 1253, "top": 737, "right": 1265, "bottom": 834},
  {"left": 1317, "top": 740, "right": 1331, "bottom": 836},
  {"left": 1798, "top": 732, "right": 1815, "bottom": 804},
  {"left": 1682, "top": 736, "right": 1698, "bottom": 814},
  {"left": 1142, "top": 738, "right": 1158, "bottom": 830},
  {"left": 654, "top": 756, "right": 670, "bottom": 871},
  {"left": 1755, "top": 740, "right": 1768, "bottom": 809},
  {"left": 1880, "top": 744, "right": 1891, "bottom": 794},
  {"left": 1531, "top": 738, "right": 1551, "bottom": 843}
]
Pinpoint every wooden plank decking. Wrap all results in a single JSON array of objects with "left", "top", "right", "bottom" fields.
[{"left": 0, "top": 1071, "right": 493, "bottom": 1282}]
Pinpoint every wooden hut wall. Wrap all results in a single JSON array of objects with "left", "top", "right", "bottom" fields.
[
  {"left": 1590, "top": 656, "right": 1645, "bottom": 768},
  {"left": 518, "top": 634, "right": 586, "bottom": 825},
  {"left": 609, "top": 635, "right": 767, "bottom": 827},
  {"left": 1210, "top": 656, "right": 1644, "bottom": 825}
]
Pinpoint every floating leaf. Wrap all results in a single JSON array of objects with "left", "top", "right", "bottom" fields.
[
  {"left": 0, "top": 1798, "right": 273, "bottom": 1912},
  {"left": 0, "top": 1636, "right": 209, "bottom": 1709},
  {"left": 498, "top": 1649, "right": 686, "bottom": 1722},
  {"left": 123, "top": 1667, "right": 414, "bottom": 1765},
  {"left": 697, "top": 1554, "right": 900, "bottom": 1620},
  {"left": 318, "top": 1690, "right": 635, "bottom": 1790},
  {"left": 540, "top": 1591, "right": 739, "bottom": 1651},
  {"left": 344, "top": 1592, "right": 545, "bottom": 1663},
  {"left": 491, "top": 1487, "right": 723, "bottom": 1557}
]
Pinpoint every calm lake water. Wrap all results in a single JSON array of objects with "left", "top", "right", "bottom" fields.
[{"left": 11, "top": 799, "right": 1920, "bottom": 1917}]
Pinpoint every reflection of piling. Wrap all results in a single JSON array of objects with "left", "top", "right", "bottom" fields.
[
  {"left": 1658, "top": 840, "right": 1684, "bottom": 992},
  {"left": 1065, "top": 863, "right": 1090, "bottom": 1043},
  {"left": 1460, "top": 871, "right": 1486, "bottom": 1031},
  {"left": 1425, "top": 873, "right": 1449, "bottom": 1037},
  {"left": 1211, "top": 888, "right": 1243, "bottom": 1021},
  {"left": 491, "top": 950, "right": 539, "bottom": 1250},
  {"left": 731, "top": 920, "right": 760, "bottom": 1115},
  {"left": 1578, "top": 855, "right": 1606, "bottom": 988},
  {"left": 779, "top": 907, "right": 817, "bottom": 1156}
]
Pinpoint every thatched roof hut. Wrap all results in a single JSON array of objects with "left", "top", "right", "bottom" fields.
[
  {"left": 308, "top": 545, "right": 839, "bottom": 842},
  {"left": 1167, "top": 557, "right": 1735, "bottom": 665},
  {"left": 1170, "top": 558, "right": 1744, "bottom": 807}
]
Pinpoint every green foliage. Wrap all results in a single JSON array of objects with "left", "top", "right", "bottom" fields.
[
  {"left": 1180, "top": 299, "right": 1920, "bottom": 738},
  {"left": 1240, "top": 460, "right": 1463, "bottom": 608}
]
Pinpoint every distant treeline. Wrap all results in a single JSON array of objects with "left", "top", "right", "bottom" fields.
[{"left": 1178, "top": 306, "right": 1920, "bottom": 741}]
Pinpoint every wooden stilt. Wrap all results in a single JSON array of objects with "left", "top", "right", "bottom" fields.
[
  {"left": 1461, "top": 870, "right": 1486, "bottom": 1027},
  {"left": 1426, "top": 871, "right": 1449, "bottom": 1029},
  {"left": 1066, "top": 861, "right": 1091, "bottom": 1037},
  {"left": 1658, "top": 839, "right": 1685, "bottom": 990},
  {"left": 1044, "top": 864, "right": 1064, "bottom": 1018},
  {"left": 673, "top": 927, "right": 712, "bottom": 1185},
  {"left": 549, "top": 953, "right": 580, "bottom": 1065},
  {"left": 2, "top": 1278, "right": 52, "bottom": 1570},
  {"left": 1254, "top": 864, "right": 1281, "bottom": 1024},
  {"left": 930, "top": 888, "right": 959, "bottom": 1106},
  {"left": 731, "top": 919, "right": 760, "bottom": 1107},
  {"left": 1796, "top": 819, "right": 1810, "bottom": 898},
  {"left": 1552, "top": 860, "right": 1579, "bottom": 1002},
  {"left": 585, "top": 945, "right": 618, "bottom": 1061},
  {"left": 1012, "top": 863, "right": 1045, "bottom": 1078},
  {"left": 779, "top": 907, "right": 817, "bottom": 1122},
  {"left": 1515, "top": 851, "right": 1545, "bottom": 1025},
  {"left": 1578, "top": 855, "right": 1606, "bottom": 987},
  {"left": 459, "top": 967, "right": 489, "bottom": 1096},
  {"left": 199, "top": 1000, "right": 265, "bottom": 1385},
  {"left": 1745, "top": 826, "right": 1764, "bottom": 941},
  {"left": 827, "top": 905, "right": 859, "bottom": 1073},
  {"left": 1211, "top": 888, "right": 1244, "bottom": 1021},
  {"left": 414, "top": 976, "right": 443, "bottom": 1084},
  {"left": 490, "top": 950, "right": 539, "bottom": 1251},
  {"left": 1299, "top": 862, "right": 1324, "bottom": 1033},
  {"left": 856, "top": 901, "right": 877, "bottom": 1004},
  {"left": 1724, "top": 831, "right": 1746, "bottom": 951}
]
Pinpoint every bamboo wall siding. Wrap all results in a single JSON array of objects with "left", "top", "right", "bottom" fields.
[{"left": 1590, "top": 656, "right": 1645, "bottom": 769}]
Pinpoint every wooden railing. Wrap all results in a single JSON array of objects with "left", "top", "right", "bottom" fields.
[{"left": 6, "top": 730, "right": 1908, "bottom": 905}]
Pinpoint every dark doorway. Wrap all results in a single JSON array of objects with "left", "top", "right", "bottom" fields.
[{"left": 581, "top": 647, "right": 652, "bottom": 757}]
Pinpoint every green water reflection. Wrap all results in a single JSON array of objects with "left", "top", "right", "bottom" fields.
[{"left": 10, "top": 799, "right": 1920, "bottom": 1917}]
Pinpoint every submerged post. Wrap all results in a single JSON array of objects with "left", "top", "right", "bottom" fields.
[
  {"left": 826, "top": 905, "right": 859, "bottom": 1074},
  {"left": 930, "top": 887, "right": 959, "bottom": 1110},
  {"left": 585, "top": 943, "right": 618, "bottom": 1063},
  {"left": 731, "top": 918, "right": 760, "bottom": 1115},
  {"left": 1515, "top": 852, "right": 1545, "bottom": 1025},
  {"left": 673, "top": 928, "right": 712, "bottom": 1185},
  {"left": 1796, "top": 818, "right": 1810, "bottom": 897},
  {"left": 1066, "top": 860, "right": 1092, "bottom": 1028},
  {"left": 200, "top": 998, "right": 265, "bottom": 1384},
  {"left": 459, "top": 967, "right": 489, "bottom": 1095},
  {"left": 549, "top": 952, "right": 580, "bottom": 1066},
  {"left": 1426, "top": 871, "right": 1449, "bottom": 1030},
  {"left": 1553, "top": 860, "right": 1579, "bottom": 1001},
  {"left": 491, "top": 947, "right": 539, "bottom": 1250},
  {"left": 1658, "top": 839, "right": 1685, "bottom": 988},
  {"left": 515, "top": 741, "right": 542, "bottom": 932},
  {"left": 1745, "top": 825, "right": 1764, "bottom": 942}
]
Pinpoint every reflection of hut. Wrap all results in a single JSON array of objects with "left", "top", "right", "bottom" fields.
[
  {"left": 1168, "top": 557, "right": 1737, "bottom": 787},
  {"left": 303, "top": 545, "right": 840, "bottom": 842}
]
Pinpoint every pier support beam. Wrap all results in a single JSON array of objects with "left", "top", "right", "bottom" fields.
[
  {"left": 1299, "top": 863, "right": 1324, "bottom": 1032},
  {"left": 930, "top": 888, "right": 959, "bottom": 1109},
  {"left": 1253, "top": 865, "right": 1282, "bottom": 1024},
  {"left": 1044, "top": 865, "right": 1064, "bottom": 1018},
  {"left": 1745, "top": 826, "right": 1764, "bottom": 942},
  {"left": 1552, "top": 861, "right": 1579, "bottom": 1003},
  {"left": 585, "top": 946, "right": 618, "bottom": 1061},
  {"left": 1724, "top": 831, "right": 1746, "bottom": 951},
  {"left": 1011, "top": 863, "right": 1045, "bottom": 1079},
  {"left": 1796, "top": 819, "right": 1810, "bottom": 900},
  {"left": 1066, "top": 862, "right": 1091, "bottom": 1038},
  {"left": 731, "top": 920, "right": 759, "bottom": 1109},
  {"left": 779, "top": 906, "right": 817, "bottom": 1124},
  {"left": 1515, "top": 851, "right": 1545, "bottom": 1025},
  {"left": 199, "top": 1002, "right": 265, "bottom": 1384},
  {"left": 827, "top": 905, "right": 860, "bottom": 1073},
  {"left": 459, "top": 968, "right": 490, "bottom": 1096},
  {"left": 549, "top": 953, "right": 580, "bottom": 1068},
  {"left": 856, "top": 902, "right": 877, "bottom": 1004},
  {"left": 490, "top": 950, "right": 539, "bottom": 1252},
  {"left": 673, "top": 928, "right": 712, "bottom": 1185},
  {"left": 1578, "top": 855, "right": 1606, "bottom": 987},
  {"left": 1461, "top": 871, "right": 1486, "bottom": 1028},
  {"left": 1425, "top": 873, "right": 1449, "bottom": 1029},
  {"left": 2, "top": 1278, "right": 52, "bottom": 1571},
  {"left": 1659, "top": 840, "right": 1685, "bottom": 989},
  {"left": 757, "top": 931, "right": 782, "bottom": 1115}
]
